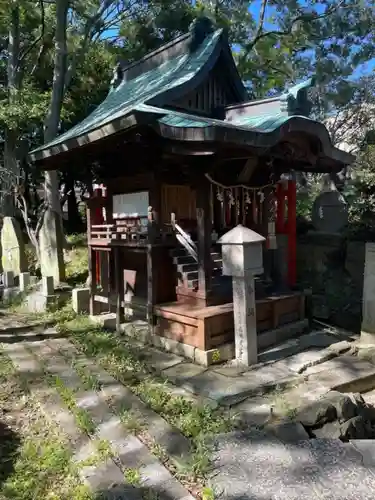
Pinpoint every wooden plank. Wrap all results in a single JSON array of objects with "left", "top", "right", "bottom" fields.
[
  {"left": 153, "top": 308, "right": 199, "bottom": 327},
  {"left": 195, "top": 174, "right": 212, "bottom": 300},
  {"left": 155, "top": 317, "right": 204, "bottom": 349}
]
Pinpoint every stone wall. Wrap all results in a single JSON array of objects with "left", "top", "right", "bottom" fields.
[{"left": 297, "top": 232, "right": 365, "bottom": 331}]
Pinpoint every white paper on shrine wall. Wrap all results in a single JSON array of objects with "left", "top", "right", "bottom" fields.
[{"left": 112, "top": 191, "right": 149, "bottom": 220}]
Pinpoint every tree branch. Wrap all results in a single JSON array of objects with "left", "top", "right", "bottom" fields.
[
  {"left": 18, "top": 0, "right": 45, "bottom": 70},
  {"left": 246, "top": 0, "right": 346, "bottom": 54}
]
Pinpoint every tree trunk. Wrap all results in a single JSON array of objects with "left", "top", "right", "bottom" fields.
[
  {"left": 39, "top": 0, "right": 69, "bottom": 285},
  {"left": 3, "top": 4, "right": 21, "bottom": 217},
  {"left": 44, "top": 0, "right": 69, "bottom": 212}
]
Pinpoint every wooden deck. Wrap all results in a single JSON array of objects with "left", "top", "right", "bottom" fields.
[{"left": 154, "top": 292, "right": 305, "bottom": 351}]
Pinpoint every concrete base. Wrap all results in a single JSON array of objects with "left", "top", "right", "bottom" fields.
[
  {"left": 72, "top": 287, "right": 90, "bottom": 314},
  {"left": 1, "top": 286, "right": 22, "bottom": 302},
  {"left": 90, "top": 313, "right": 117, "bottom": 329},
  {"left": 24, "top": 289, "right": 70, "bottom": 313},
  {"left": 258, "top": 319, "right": 309, "bottom": 350},
  {"left": 360, "top": 329, "right": 375, "bottom": 346},
  {"left": 88, "top": 313, "right": 308, "bottom": 367}
]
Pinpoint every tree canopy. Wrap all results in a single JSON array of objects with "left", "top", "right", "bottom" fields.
[{"left": 0, "top": 0, "right": 374, "bottom": 235}]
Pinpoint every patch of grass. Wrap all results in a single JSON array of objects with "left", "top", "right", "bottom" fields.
[
  {"left": 72, "top": 359, "right": 102, "bottom": 391},
  {"left": 148, "top": 441, "right": 168, "bottom": 463},
  {"left": 1, "top": 291, "right": 28, "bottom": 312},
  {"left": 40, "top": 368, "right": 96, "bottom": 436},
  {"left": 142, "top": 489, "right": 159, "bottom": 500},
  {"left": 95, "top": 439, "right": 113, "bottom": 460},
  {"left": 202, "top": 486, "right": 215, "bottom": 500},
  {"left": 119, "top": 408, "right": 147, "bottom": 435},
  {"left": 0, "top": 348, "right": 93, "bottom": 500},
  {"left": 268, "top": 386, "right": 298, "bottom": 420},
  {"left": 124, "top": 467, "right": 141, "bottom": 486},
  {"left": 65, "top": 233, "right": 89, "bottom": 287},
  {"left": 43, "top": 302, "right": 77, "bottom": 325},
  {"left": 173, "top": 438, "right": 212, "bottom": 482}
]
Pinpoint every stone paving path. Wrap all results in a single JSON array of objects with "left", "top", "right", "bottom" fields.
[
  {"left": 5, "top": 321, "right": 375, "bottom": 499},
  {"left": 2, "top": 335, "right": 194, "bottom": 500},
  {"left": 210, "top": 429, "right": 375, "bottom": 500}
]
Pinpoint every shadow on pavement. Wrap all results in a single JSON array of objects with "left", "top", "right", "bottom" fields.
[{"left": 0, "top": 419, "right": 20, "bottom": 487}]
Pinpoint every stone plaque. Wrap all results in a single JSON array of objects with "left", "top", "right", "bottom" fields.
[
  {"left": 312, "top": 191, "right": 348, "bottom": 233},
  {"left": 362, "top": 243, "right": 375, "bottom": 337},
  {"left": 39, "top": 208, "right": 66, "bottom": 286},
  {"left": 1, "top": 216, "right": 27, "bottom": 277}
]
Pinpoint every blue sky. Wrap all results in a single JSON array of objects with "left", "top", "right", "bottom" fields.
[
  {"left": 248, "top": 0, "right": 375, "bottom": 79},
  {"left": 104, "top": 0, "right": 374, "bottom": 80}
]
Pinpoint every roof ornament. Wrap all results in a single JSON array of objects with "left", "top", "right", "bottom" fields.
[
  {"left": 280, "top": 77, "right": 315, "bottom": 117},
  {"left": 110, "top": 62, "right": 123, "bottom": 91},
  {"left": 189, "top": 15, "right": 215, "bottom": 52}
]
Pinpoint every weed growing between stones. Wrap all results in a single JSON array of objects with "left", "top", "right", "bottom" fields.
[
  {"left": 124, "top": 467, "right": 141, "bottom": 486},
  {"left": 119, "top": 408, "right": 147, "bottom": 434},
  {"left": 33, "top": 356, "right": 96, "bottom": 436},
  {"left": 0, "top": 348, "right": 93, "bottom": 500},
  {"left": 71, "top": 359, "right": 102, "bottom": 391},
  {"left": 57, "top": 314, "right": 233, "bottom": 483}
]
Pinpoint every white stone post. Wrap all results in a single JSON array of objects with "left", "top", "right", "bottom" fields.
[
  {"left": 4, "top": 271, "right": 15, "bottom": 288},
  {"left": 218, "top": 225, "right": 265, "bottom": 366},
  {"left": 72, "top": 288, "right": 90, "bottom": 313},
  {"left": 19, "top": 272, "right": 31, "bottom": 292},
  {"left": 361, "top": 242, "right": 375, "bottom": 344},
  {"left": 42, "top": 276, "right": 54, "bottom": 297}
]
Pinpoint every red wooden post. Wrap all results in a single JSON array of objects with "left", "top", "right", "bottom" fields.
[
  {"left": 276, "top": 183, "right": 285, "bottom": 234},
  {"left": 287, "top": 179, "right": 297, "bottom": 287}
]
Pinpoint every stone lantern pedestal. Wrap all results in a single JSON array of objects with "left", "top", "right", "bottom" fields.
[{"left": 218, "top": 225, "right": 265, "bottom": 366}]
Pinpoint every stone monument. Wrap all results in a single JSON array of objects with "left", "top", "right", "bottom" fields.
[
  {"left": 312, "top": 190, "right": 348, "bottom": 233},
  {"left": 218, "top": 225, "right": 265, "bottom": 366},
  {"left": 361, "top": 242, "right": 375, "bottom": 344},
  {"left": 1, "top": 216, "right": 27, "bottom": 277},
  {"left": 39, "top": 208, "right": 66, "bottom": 286}
]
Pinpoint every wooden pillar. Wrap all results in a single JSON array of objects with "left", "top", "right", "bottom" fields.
[
  {"left": 276, "top": 183, "right": 285, "bottom": 233},
  {"left": 287, "top": 179, "right": 297, "bottom": 288},
  {"left": 195, "top": 175, "right": 212, "bottom": 302},
  {"left": 114, "top": 246, "right": 124, "bottom": 331},
  {"left": 147, "top": 207, "right": 157, "bottom": 329},
  {"left": 89, "top": 247, "right": 96, "bottom": 316}
]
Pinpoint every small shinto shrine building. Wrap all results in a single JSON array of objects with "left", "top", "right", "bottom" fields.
[{"left": 30, "top": 18, "right": 354, "bottom": 364}]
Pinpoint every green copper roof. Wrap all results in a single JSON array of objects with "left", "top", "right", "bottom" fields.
[
  {"left": 138, "top": 103, "right": 304, "bottom": 134},
  {"left": 29, "top": 19, "right": 353, "bottom": 168},
  {"left": 31, "top": 29, "right": 222, "bottom": 154},
  {"left": 225, "top": 113, "right": 290, "bottom": 132}
]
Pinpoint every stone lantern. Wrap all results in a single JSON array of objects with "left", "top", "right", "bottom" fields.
[{"left": 218, "top": 225, "right": 265, "bottom": 366}]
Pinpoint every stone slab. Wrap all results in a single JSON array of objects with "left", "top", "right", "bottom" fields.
[
  {"left": 101, "top": 382, "right": 191, "bottom": 460},
  {"left": 306, "top": 356, "right": 375, "bottom": 393},
  {"left": 233, "top": 396, "right": 274, "bottom": 428},
  {"left": 265, "top": 419, "right": 310, "bottom": 443},
  {"left": 258, "top": 337, "right": 301, "bottom": 364},
  {"left": 284, "top": 349, "right": 336, "bottom": 374},
  {"left": 269, "top": 380, "right": 330, "bottom": 415},
  {"left": 162, "top": 363, "right": 207, "bottom": 383},
  {"left": 177, "top": 362, "right": 298, "bottom": 406},
  {"left": 350, "top": 439, "right": 375, "bottom": 467},
  {"left": 80, "top": 459, "right": 125, "bottom": 492},
  {"left": 138, "top": 346, "right": 184, "bottom": 372}
]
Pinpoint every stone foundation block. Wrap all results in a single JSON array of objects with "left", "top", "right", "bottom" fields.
[{"left": 72, "top": 287, "right": 90, "bottom": 313}]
